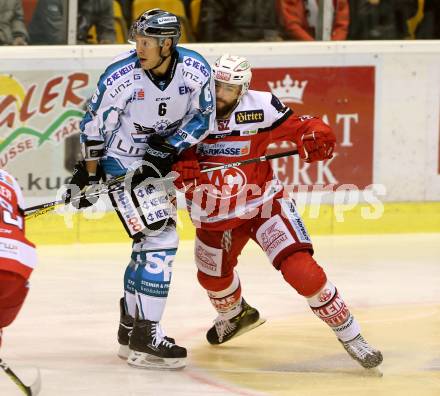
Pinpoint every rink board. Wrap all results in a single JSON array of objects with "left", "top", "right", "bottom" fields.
[{"left": 26, "top": 202, "right": 440, "bottom": 245}]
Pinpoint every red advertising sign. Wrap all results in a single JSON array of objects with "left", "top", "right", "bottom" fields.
[{"left": 251, "top": 66, "right": 375, "bottom": 189}]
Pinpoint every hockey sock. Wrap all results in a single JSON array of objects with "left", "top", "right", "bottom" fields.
[
  {"left": 307, "top": 280, "right": 360, "bottom": 342},
  {"left": 134, "top": 249, "right": 176, "bottom": 322},
  {"left": 123, "top": 251, "right": 137, "bottom": 317},
  {"left": 207, "top": 271, "right": 242, "bottom": 320}
]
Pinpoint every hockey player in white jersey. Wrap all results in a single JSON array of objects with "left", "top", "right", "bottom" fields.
[
  {"left": 65, "top": 9, "right": 215, "bottom": 369},
  {"left": 173, "top": 55, "right": 383, "bottom": 370}
]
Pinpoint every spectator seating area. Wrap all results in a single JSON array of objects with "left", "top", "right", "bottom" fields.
[
  {"left": 20, "top": 0, "right": 202, "bottom": 44},
  {"left": 17, "top": 0, "right": 440, "bottom": 45}
]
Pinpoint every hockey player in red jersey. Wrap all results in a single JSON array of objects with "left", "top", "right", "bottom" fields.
[
  {"left": 173, "top": 54, "right": 383, "bottom": 369},
  {"left": 0, "top": 169, "right": 37, "bottom": 348}
]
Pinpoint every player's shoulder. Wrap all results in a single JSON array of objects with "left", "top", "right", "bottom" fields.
[
  {"left": 176, "top": 46, "right": 211, "bottom": 83},
  {"left": 243, "top": 90, "right": 273, "bottom": 105},
  {"left": 235, "top": 90, "right": 275, "bottom": 117},
  {"left": 110, "top": 49, "right": 137, "bottom": 63},
  {"left": 176, "top": 46, "right": 210, "bottom": 69},
  {"left": 243, "top": 90, "right": 289, "bottom": 114},
  {"left": 101, "top": 50, "right": 139, "bottom": 82},
  {"left": 0, "top": 169, "right": 23, "bottom": 205},
  {"left": 231, "top": 90, "right": 290, "bottom": 128},
  {"left": 0, "top": 169, "right": 18, "bottom": 190}
]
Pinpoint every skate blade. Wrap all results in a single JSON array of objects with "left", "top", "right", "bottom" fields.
[
  {"left": 235, "top": 317, "right": 266, "bottom": 339},
  {"left": 215, "top": 317, "right": 267, "bottom": 345},
  {"left": 127, "top": 351, "right": 186, "bottom": 370},
  {"left": 117, "top": 345, "right": 130, "bottom": 360}
]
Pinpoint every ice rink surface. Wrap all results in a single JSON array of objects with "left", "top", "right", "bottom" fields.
[{"left": 1, "top": 233, "right": 439, "bottom": 396}]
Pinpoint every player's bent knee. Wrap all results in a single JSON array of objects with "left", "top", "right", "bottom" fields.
[
  {"left": 280, "top": 251, "right": 327, "bottom": 297},
  {"left": 197, "top": 270, "right": 234, "bottom": 292}
]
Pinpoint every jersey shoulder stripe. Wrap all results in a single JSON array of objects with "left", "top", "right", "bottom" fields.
[
  {"left": 176, "top": 46, "right": 211, "bottom": 70},
  {"left": 93, "top": 51, "right": 139, "bottom": 112},
  {"left": 176, "top": 46, "right": 211, "bottom": 83}
]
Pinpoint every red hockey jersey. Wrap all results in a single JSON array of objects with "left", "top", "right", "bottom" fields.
[
  {"left": 185, "top": 90, "right": 313, "bottom": 231},
  {"left": 0, "top": 170, "right": 37, "bottom": 279}
]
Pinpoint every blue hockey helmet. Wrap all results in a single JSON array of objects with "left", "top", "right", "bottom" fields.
[{"left": 129, "top": 8, "right": 181, "bottom": 48}]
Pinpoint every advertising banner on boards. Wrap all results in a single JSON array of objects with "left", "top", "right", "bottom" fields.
[
  {"left": 252, "top": 66, "right": 375, "bottom": 190},
  {"left": 0, "top": 62, "right": 375, "bottom": 204}
]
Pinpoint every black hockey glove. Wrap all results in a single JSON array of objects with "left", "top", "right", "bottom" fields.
[
  {"left": 64, "top": 161, "right": 104, "bottom": 209},
  {"left": 140, "top": 134, "right": 177, "bottom": 179}
]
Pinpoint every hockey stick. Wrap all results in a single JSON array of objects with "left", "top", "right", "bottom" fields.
[
  {"left": 0, "top": 358, "right": 41, "bottom": 395},
  {"left": 24, "top": 148, "right": 299, "bottom": 220},
  {"left": 24, "top": 173, "right": 128, "bottom": 219},
  {"left": 199, "top": 148, "right": 298, "bottom": 173}
]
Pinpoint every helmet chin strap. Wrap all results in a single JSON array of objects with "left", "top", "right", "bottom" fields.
[{"left": 150, "top": 46, "right": 171, "bottom": 73}]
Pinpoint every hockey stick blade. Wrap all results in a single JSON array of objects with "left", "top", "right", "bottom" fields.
[{"left": 0, "top": 358, "right": 41, "bottom": 395}]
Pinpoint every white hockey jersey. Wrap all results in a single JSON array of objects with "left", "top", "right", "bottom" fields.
[{"left": 81, "top": 47, "right": 215, "bottom": 174}]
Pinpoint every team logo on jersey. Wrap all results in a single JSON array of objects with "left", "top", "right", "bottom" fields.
[
  {"left": 202, "top": 162, "right": 248, "bottom": 198},
  {"left": 153, "top": 119, "right": 171, "bottom": 134},
  {"left": 197, "top": 141, "right": 250, "bottom": 157},
  {"left": 133, "top": 88, "right": 145, "bottom": 100},
  {"left": 131, "top": 123, "right": 155, "bottom": 143},
  {"left": 133, "top": 123, "right": 155, "bottom": 134},
  {"left": 235, "top": 110, "right": 264, "bottom": 124}
]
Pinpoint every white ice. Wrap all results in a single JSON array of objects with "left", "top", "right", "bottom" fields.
[{"left": 1, "top": 233, "right": 439, "bottom": 396}]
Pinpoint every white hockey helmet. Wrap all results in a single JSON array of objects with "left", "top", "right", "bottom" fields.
[{"left": 212, "top": 54, "right": 252, "bottom": 100}]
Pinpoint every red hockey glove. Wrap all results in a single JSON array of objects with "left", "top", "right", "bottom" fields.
[
  {"left": 295, "top": 117, "right": 336, "bottom": 163},
  {"left": 172, "top": 160, "right": 202, "bottom": 190},
  {"left": 172, "top": 148, "right": 209, "bottom": 191}
]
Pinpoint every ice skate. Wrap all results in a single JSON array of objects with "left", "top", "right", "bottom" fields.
[
  {"left": 118, "top": 299, "right": 176, "bottom": 360},
  {"left": 117, "top": 298, "right": 134, "bottom": 359},
  {"left": 206, "top": 299, "right": 266, "bottom": 345},
  {"left": 340, "top": 334, "right": 383, "bottom": 369},
  {"left": 127, "top": 316, "right": 186, "bottom": 370}
]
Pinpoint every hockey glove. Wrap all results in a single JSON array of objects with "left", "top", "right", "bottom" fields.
[
  {"left": 172, "top": 148, "right": 209, "bottom": 191},
  {"left": 140, "top": 135, "right": 177, "bottom": 179},
  {"left": 295, "top": 116, "right": 336, "bottom": 163},
  {"left": 64, "top": 161, "right": 103, "bottom": 209}
]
